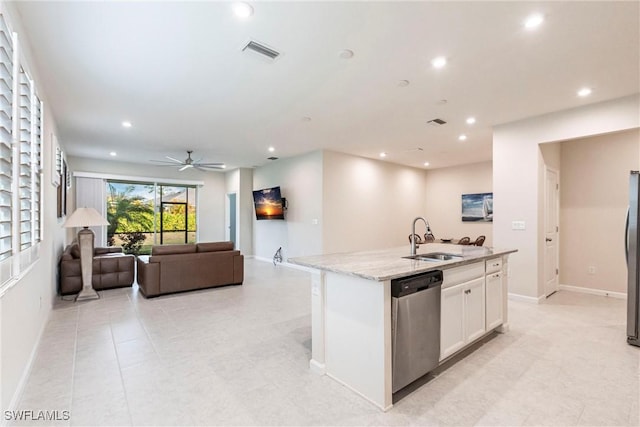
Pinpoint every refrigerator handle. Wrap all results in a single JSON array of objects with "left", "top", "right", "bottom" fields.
[{"left": 625, "top": 206, "right": 630, "bottom": 265}]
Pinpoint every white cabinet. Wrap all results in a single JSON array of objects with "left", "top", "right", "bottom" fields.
[
  {"left": 441, "top": 282, "right": 465, "bottom": 360},
  {"left": 485, "top": 271, "right": 503, "bottom": 330},
  {"left": 465, "top": 277, "right": 486, "bottom": 343},
  {"left": 485, "top": 256, "right": 505, "bottom": 332},
  {"left": 440, "top": 276, "right": 486, "bottom": 361}
]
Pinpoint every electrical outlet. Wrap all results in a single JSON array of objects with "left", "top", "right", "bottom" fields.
[
  {"left": 588, "top": 266, "right": 596, "bottom": 275},
  {"left": 511, "top": 221, "right": 526, "bottom": 230}
]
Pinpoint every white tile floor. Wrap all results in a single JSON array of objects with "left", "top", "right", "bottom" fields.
[{"left": 11, "top": 259, "right": 640, "bottom": 426}]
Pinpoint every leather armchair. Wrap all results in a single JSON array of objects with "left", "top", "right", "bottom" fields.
[{"left": 59, "top": 244, "right": 135, "bottom": 295}]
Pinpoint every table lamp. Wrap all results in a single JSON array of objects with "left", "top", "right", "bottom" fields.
[{"left": 63, "top": 207, "right": 110, "bottom": 301}]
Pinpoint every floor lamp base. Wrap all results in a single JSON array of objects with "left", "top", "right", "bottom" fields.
[{"left": 76, "top": 286, "right": 99, "bottom": 301}]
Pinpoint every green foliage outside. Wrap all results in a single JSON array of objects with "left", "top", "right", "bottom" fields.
[{"left": 106, "top": 183, "right": 196, "bottom": 255}]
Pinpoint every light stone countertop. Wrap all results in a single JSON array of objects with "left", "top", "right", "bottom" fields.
[{"left": 288, "top": 243, "right": 518, "bottom": 281}]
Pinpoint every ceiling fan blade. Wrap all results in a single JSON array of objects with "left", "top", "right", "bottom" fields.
[
  {"left": 196, "top": 164, "right": 226, "bottom": 170},
  {"left": 165, "top": 156, "right": 183, "bottom": 164},
  {"left": 179, "top": 164, "right": 193, "bottom": 172},
  {"left": 195, "top": 162, "right": 225, "bottom": 166},
  {"left": 150, "top": 160, "right": 183, "bottom": 165}
]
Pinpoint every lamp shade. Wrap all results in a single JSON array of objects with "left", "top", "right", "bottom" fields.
[{"left": 63, "top": 207, "right": 109, "bottom": 228}]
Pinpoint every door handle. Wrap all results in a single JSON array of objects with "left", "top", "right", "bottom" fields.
[
  {"left": 546, "top": 238, "right": 552, "bottom": 242},
  {"left": 625, "top": 206, "right": 630, "bottom": 265}
]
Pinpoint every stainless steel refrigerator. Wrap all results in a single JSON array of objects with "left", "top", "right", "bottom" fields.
[{"left": 627, "top": 171, "right": 640, "bottom": 347}]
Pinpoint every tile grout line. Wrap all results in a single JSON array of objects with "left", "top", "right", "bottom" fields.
[
  {"left": 68, "top": 306, "right": 80, "bottom": 427},
  {"left": 109, "top": 298, "right": 135, "bottom": 427}
]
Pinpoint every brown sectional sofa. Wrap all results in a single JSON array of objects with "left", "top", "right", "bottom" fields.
[
  {"left": 136, "top": 241, "right": 244, "bottom": 297},
  {"left": 59, "top": 245, "right": 135, "bottom": 295}
]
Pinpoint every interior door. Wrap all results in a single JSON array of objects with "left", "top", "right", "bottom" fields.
[
  {"left": 228, "top": 193, "right": 237, "bottom": 247},
  {"left": 544, "top": 167, "right": 560, "bottom": 297}
]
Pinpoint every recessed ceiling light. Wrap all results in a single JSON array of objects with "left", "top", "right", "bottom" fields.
[
  {"left": 577, "top": 87, "right": 592, "bottom": 97},
  {"left": 338, "top": 49, "right": 354, "bottom": 59},
  {"left": 436, "top": 99, "right": 448, "bottom": 106},
  {"left": 466, "top": 117, "right": 476, "bottom": 125},
  {"left": 268, "top": 146, "right": 275, "bottom": 152},
  {"left": 458, "top": 134, "right": 467, "bottom": 141},
  {"left": 232, "top": 2, "right": 253, "bottom": 19},
  {"left": 121, "top": 121, "right": 132, "bottom": 128},
  {"left": 524, "top": 13, "right": 544, "bottom": 29},
  {"left": 398, "top": 80, "right": 410, "bottom": 87},
  {"left": 431, "top": 56, "right": 447, "bottom": 69},
  {"left": 109, "top": 151, "right": 117, "bottom": 156},
  {"left": 424, "top": 162, "right": 430, "bottom": 167},
  {"left": 380, "top": 152, "right": 387, "bottom": 158}
]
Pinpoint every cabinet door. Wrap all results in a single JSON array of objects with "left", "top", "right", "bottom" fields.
[
  {"left": 440, "top": 283, "right": 465, "bottom": 361},
  {"left": 485, "top": 272, "right": 503, "bottom": 330},
  {"left": 464, "top": 277, "right": 486, "bottom": 343}
]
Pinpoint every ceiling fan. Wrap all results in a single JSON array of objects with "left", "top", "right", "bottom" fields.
[{"left": 150, "top": 150, "right": 226, "bottom": 171}]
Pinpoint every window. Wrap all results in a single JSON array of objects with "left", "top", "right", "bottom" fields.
[
  {"left": 0, "top": 13, "right": 12, "bottom": 265},
  {"left": 0, "top": 12, "right": 44, "bottom": 289},
  {"left": 18, "top": 68, "right": 32, "bottom": 250},
  {"left": 106, "top": 180, "right": 198, "bottom": 254}
]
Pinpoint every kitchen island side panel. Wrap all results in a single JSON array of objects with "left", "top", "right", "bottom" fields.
[{"left": 324, "top": 272, "right": 393, "bottom": 410}]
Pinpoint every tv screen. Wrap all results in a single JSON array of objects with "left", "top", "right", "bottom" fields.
[{"left": 252, "top": 186, "right": 285, "bottom": 220}]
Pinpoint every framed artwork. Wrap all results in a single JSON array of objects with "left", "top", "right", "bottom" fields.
[
  {"left": 57, "top": 159, "right": 68, "bottom": 218},
  {"left": 462, "top": 192, "right": 493, "bottom": 222},
  {"left": 51, "top": 133, "right": 61, "bottom": 187}
]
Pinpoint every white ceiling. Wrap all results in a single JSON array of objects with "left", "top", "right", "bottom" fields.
[{"left": 12, "top": 1, "right": 640, "bottom": 171}]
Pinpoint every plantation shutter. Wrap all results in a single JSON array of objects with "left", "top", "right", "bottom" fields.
[
  {"left": 32, "top": 94, "right": 41, "bottom": 242},
  {"left": 18, "top": 68, "right": 31, "bottom": 250},
  {"left": 0, "top": 15, "right": 12, "bottom": 263}
]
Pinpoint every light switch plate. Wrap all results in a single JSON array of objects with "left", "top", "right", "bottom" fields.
[{"left": 511, "top": 220, "right": 526, "bottom": 230}]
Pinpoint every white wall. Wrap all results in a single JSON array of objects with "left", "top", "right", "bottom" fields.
[
  {"left": 67, "top": 156, "right": 226, "bottom": 243},
  {"left": 425, "top": 161, "right": 493, "bottom": 246},
  {"left": 0, "top": 1, "right": 67, "bottom": 413},
  {"left": 559, "top": 129, "right": 639, "bottom": 293},
  {"left": 253, "top": 151, "right": 323, "bottom": 260},
  {"left": 322, "top": 151, "right": 428, "bottom": 254},
  {"left": 494, "top": 94, "right": 640, "bottom": 299}
]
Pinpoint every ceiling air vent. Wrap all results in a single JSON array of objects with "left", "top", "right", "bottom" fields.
[
  {"left": 427, "top": 118, "right": 447, "bottom": 126},
  {"left": 267, "top": 156, "right": 279, "bottom": 161},
  {"left": 242, "top": 40, "right": 280, "bottom": 61}
]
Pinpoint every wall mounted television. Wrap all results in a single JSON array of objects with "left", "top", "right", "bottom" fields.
[{"left": 252, "top": 186, "right": 285, "bottom": 220}]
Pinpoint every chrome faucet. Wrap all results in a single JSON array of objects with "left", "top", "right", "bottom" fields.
[{"left": 411, "top": 216, "right": 430, "bottom": 256}]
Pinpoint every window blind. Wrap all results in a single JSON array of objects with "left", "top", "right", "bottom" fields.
[
  {"left": 18, "top": 68, "right": 31, "bottom": 251},
  {"left": 32, "top": 94, "right": 41, "bottom": 242},
  {"left": 0, "top": 15, "right": 12, "bottom": 262}
]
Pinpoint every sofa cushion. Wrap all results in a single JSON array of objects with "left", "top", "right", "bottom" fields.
[
  {"left": 197, "top": 241, "right": 234, "bottom": 253},
  {"left": 151, "top": 244, "right": 197, "bottom": 256},
  {"left": 70, "top": 244, "right": 81, "bottom": 259}
]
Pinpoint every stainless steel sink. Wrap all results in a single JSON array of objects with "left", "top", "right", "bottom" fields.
[{"left": 403, "top": 252, "right": 463, "bottom": 262}]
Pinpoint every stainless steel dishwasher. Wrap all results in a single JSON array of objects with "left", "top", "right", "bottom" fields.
[{"left": 391, "top": 270, "right": 443, "bottom": 393}]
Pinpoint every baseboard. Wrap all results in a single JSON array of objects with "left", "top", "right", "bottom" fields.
[
  {"left": 253, "top": 256, "right": 272, "bottom": 264},
  {"left": 309, "top": 359, "right": 326, "bottom": 375},
  {"left": 4, "top": 309, "right": 50, "bottom": 424},
  {"left": 558, "top": 284, "right": 626, "bottom": 299},
  {"left": 244, "top": 255, "right": 255, "bottom": 260},
  {"left": 508, "top": 293, "right": 545, "bottom": 304}
]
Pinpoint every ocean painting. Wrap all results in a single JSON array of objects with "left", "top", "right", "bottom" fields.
[{"left": 462, "top": 193, "right": 493, "bottom": 222}]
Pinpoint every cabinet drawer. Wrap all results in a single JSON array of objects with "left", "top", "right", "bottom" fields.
[
  {"left": 442, "top": 262, "right": 484, "bottom": 289},
  {"left": 485, "top": 257, "right": 502, "bottom": 274}
]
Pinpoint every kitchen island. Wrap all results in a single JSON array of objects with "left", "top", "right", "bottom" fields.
[{"left": 289, "top": 243, "right": 517, "bottom": 411}]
